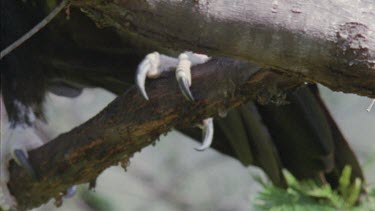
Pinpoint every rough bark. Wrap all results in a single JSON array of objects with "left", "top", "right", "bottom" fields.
[
  {"left": 6, "top": 0, "right": 375, "bottom": 209},
  {"left": 74, "top": 0, "right": 375, "bottom": 97},
  {"left": 8, "top": 58, "right": 301, "bottom": 210}
]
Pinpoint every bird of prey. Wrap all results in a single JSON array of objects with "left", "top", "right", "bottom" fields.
[{"left": 0, "top": 0, "right": 364, "bottom": 210}]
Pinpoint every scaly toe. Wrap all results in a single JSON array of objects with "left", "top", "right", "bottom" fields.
[{"left": 176, "top": 53, "right": 195, "bottom": 101}]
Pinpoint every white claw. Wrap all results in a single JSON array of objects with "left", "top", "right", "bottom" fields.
[
  {"left": 135, "top": 51, "right": 210, "bottom": 101},
  {"left": 176, "top": 53, "right": 195, "bottom": 101},
  {"left": 195, "top": 118, "right": 214, "bottom": 151},
  {"left": 136, "top": 52, "right": 160, "bottom": 100},
  {"left": 175, "top": 52, "right": 210, "bottom": 101},
  {"left": 366, "top": 99, "right": 375, "bottom": 112}
]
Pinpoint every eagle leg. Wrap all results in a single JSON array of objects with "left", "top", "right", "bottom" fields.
[{"left": 135, "top": 52, "right": 214, "bottom": 150}]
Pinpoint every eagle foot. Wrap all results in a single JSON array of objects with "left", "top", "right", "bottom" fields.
[{"left": 135, "top": 52, "right": 214, "bottom": 150}]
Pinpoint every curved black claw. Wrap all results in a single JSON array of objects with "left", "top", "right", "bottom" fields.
[
  {"left": 13, "top": 149, "right": 37, "bottom": 179},
  {"left": 195, "top": 118, "right": 214, "bottom": 151},
  {"left": 178, "top": 77, "right": 195, "bottom": 101}
]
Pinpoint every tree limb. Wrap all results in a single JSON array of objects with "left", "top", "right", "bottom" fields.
[
  {"left": 7, "top": 0, "right": 375, "bottom": 209},
  {"left": 75, "top": 0, "right": 375, "bottom": 97},
  {"left": 8, "top": 58, "right": 301, "bottom": 210}
]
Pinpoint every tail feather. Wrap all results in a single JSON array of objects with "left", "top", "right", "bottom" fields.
[
  {"left": 181, "top": 85, "right": 364, "bottom": 187},
  {"left": 309, "top": 85, "right": 364, "bottom": 186}
]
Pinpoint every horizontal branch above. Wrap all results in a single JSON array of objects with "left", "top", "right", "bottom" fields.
[{"left": 75, "top": 0, "right": 375, "bottom": 97}]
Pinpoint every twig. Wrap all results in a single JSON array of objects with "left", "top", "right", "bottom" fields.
[{"left": 0, "top": 0, "right": 69, "bottom": 60}]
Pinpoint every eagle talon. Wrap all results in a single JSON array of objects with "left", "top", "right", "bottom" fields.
[
  {"left": 177, "top": 77, "right": 195, "bottom": 101},
  {"left": 195, "top": 118, "right": 214, "bottom": 151},
  {"left": 135, "top": 52, "right": 161, "bottom": 100},
  {"left": 13, "top": 149, "right": 37, "bottom": 179},
  {"left": 367, "top": 99, "right": 375, "bottom": 112},
  {"left": 136, "top": 51, "right": 209, "bottom": 101},
  {"left": 135, "top": 52, "right": 213, "bottom": 149},
  {"left": 176, "top": 53, "right": 195, "bottom": 101}
]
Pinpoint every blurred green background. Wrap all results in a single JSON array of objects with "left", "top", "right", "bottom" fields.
[{"left": 31, "top": 86, "right": 375, "bottom": 211}]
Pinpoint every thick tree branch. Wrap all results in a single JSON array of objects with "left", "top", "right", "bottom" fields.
[
  {"left": 75, "top": 0, "right": 375, "bottom": 97},
  {"left": 8, "top": 58, "right": 301, "bottom": 210},
  {"left": 7, "top": 0, "right": 375, "bottom": 209}
]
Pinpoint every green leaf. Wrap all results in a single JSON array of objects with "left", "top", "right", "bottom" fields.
[
  {"left": 254, "top": 166, "right": 373, "bottom": 210},
  {"left": 339, "top": 165, "right": 352, "bottom": 198}
]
